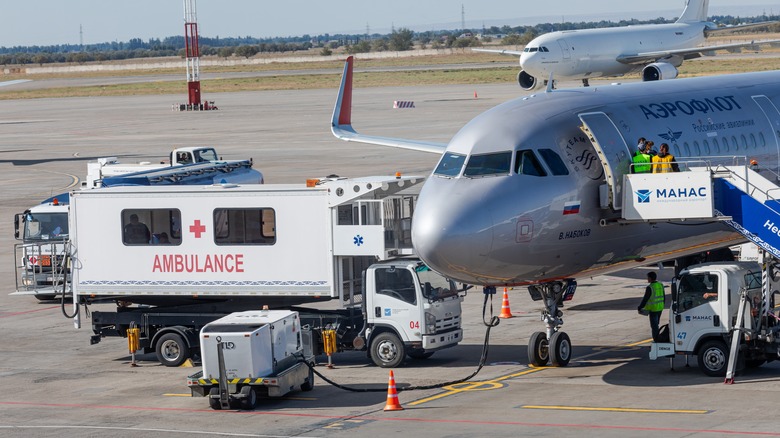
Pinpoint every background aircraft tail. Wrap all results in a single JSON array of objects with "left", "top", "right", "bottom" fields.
[{"left": 676, "top": 0, "right": 709, "bottom": 23}]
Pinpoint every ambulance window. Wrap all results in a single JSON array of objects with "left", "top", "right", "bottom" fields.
[
  {"left": 434, "top": 153, "right": 466, "bottom": 177},
  {"left": 515, "top": 150, "right": 547, "bottom": 176},
  {"left": 375, "top": 267, "right": 416, "bottom": 305},
  {"left": 213, "top": 208, "right": 276, "bottom": 245},
  {"left": 121, "top": 209, "right": 181, "bottom": 246},
  {"left": 538, "top": 149, "right": 569, "bottom": 175},
  {"left": 464, "top": 151, "right": 512, "bottom": 177}
]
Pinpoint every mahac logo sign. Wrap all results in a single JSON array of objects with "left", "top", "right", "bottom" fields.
[{"left": 636, "top": 189, "right": 652, "bottom": 203}]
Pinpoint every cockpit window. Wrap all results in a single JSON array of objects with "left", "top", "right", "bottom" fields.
[
  {"left": 464, "top": 152, "right": 512, "bottom": 177},
  {"left": 538, "top": 149, "right": 569, "bottom": 175},
  {"left": 515, "top": 150, "right": 547, "bottom": 177},
  {"left": 540, "top": 46, "right": 549, "bottom": 52},
  {"left": 434, "top": 153, "right": 466, "bottom": 177},
  {"left": 529, "top": 47, "right": 538, "bottom": 52}
]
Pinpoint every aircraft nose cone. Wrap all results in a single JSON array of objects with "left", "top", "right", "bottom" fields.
[{"left": 411, "top": 180, "right": 494, "bottom": 283}]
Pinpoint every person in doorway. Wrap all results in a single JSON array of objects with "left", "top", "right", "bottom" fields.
[
  {"left": 123, "top": 214, "right": 151, "bottom": 244},
  {"left": 638, "top": 271, "right": 665, "bottom": 342},
  {"left": 652, "top": 143, "right": 679, "bottom": 173}
]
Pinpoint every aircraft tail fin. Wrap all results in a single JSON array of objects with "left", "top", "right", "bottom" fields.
[{"left": 676, "top": 0, "right": 709, "bottom": 23}]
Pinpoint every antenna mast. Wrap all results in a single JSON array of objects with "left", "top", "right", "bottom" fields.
[{"left": 183, "top": 0, "right": 201, "bottom": 107}]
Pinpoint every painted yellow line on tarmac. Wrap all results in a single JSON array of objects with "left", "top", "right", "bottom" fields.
[
  {"left": 521, "top": 405, "right": 708, "bottom": 414},
  {"left": 408, "top": 367, "right": 548, "bottom": 406},
  {"left": 625, "top": 338, "right": 653, "bottom": 347}
]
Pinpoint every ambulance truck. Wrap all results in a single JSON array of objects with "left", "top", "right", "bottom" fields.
[{"left": 68, "top": 175, "right": 464, "bottom": 367}]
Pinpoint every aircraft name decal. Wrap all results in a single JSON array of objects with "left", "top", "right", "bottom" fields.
[{"left": 639, "top": 96, "right": 742, "bottom": 120}]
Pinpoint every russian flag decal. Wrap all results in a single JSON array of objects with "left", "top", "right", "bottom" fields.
[{"left": 563, "top": 201, "right": 580, "bottom": 215}]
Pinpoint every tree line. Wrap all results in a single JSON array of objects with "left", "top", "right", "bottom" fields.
[{"left": 1, "top": 14, "right": 777, "bottom": 66}]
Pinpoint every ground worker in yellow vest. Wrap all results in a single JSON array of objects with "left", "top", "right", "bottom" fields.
[
  {"left": 638, "top": 271, "right": 665, "bottom": 342},
  {"left": 631, "top": 142, "right": 652, "bottom": 173},
  {"left": 652, "top": 143, "right": 680, "bottom": 173}
]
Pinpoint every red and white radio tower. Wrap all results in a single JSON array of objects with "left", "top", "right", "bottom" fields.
[{"left": 182, "top": 0, "right": 211, "bottom": 110}]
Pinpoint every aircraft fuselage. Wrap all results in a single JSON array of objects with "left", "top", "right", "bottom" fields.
[{"left": 412, "top": 71, "right": 780, "bottom": 286}]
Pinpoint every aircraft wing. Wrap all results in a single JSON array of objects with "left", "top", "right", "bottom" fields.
[
  {"left": 331, "top": 56, "right": 447, "bottom": 154},
  {"left": 617, "top": 39, "right": 780, "bottom": 64},
  {"left": 705, "top": 21, "right": 778, "bottom": 36},
  {"left": 472, "top": 48, "right": 524, "bottom": 57}
]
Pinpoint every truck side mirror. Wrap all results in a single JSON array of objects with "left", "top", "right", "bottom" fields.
[
  {"left": 14, "top": 213, "right": 20, "bottom": 239},
  {"left": 670, "top": 278, "right": 678, "bottom": 301}
]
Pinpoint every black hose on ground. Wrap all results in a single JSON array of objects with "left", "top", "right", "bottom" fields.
[{"left": 299, "top": 289, "right": 501, "bottom": 393}]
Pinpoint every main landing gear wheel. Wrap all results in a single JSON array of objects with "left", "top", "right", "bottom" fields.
[
  {"left": 528, "top": 331, "right": 550, "bottom": 366},
  {"left": 549, "top": 331, "right": 571, "bottom": 367}
]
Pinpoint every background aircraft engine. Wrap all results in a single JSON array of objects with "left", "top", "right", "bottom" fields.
[
  {"left": 518, "top": 70, "right": 540, "bottom": 90},
  {"left": 642, "top": 62, "right": 679, "bottom": 82}
]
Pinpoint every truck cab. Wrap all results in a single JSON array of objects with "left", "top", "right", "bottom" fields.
[
  {"left": 14, "top": 194, "right": 70, "bottom": 300},
  {"left": 651, "top": 261, "right": 778, "bottom": 376},
  {"left": 364, "top": 259, "right": 463, "bottom": 367}
]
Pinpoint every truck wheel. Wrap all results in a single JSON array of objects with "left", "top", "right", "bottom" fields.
[
  {"left": 239, "top": 386, "right": 257, "bottom": 410},
  {"left": 549, "top": 331, "right": 571, "bottom": 367},
  {"left": 698, "top": 340, "right": 728, "bottom": 377},
  {"left": 407, "top": 350, "right": 434, "bottom": 360},
  {"left": 301, "top": 367, "right": 314, "bottom": 392},
  {"left": 370, "top": 332, "right": 405, "bottom": 368},
  {"left": 155, "top": 333, "right": 190, "bottom": 367},
  {"left": 528, "top": 331, "right": 549, "bottom": 367},
  {"left": 208, "top": 388, "right": 222, "bottom": 410}
]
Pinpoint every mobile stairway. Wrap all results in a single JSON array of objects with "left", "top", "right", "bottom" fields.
[{"left": 622, "top": 161, "right": 780, "bottom": 382}]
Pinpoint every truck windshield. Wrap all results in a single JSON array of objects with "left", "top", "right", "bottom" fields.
[
  {"left": 416, "top": 266, "right": 458, "bottom": 300},
  {"left": 677, "top": 273, "right": 718, "bottom": 311},
  {"left": 24, "top": 212, "right": 68, "bottom": 241}
]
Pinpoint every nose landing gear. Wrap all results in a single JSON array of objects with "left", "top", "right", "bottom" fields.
[{"left": 527, "top": 280, "right": 576, "bottom": 367}]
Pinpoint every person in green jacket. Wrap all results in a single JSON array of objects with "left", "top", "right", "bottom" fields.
[
  {"left": 631, "top": 141, "right": 652, "bottom": 174},
  {"left": 638, "top": 271, "right": 665, "bottom": 342}
]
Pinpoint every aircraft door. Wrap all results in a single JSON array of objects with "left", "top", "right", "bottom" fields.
[
  {"left": 751, "top": 95, "right": 780, "bottom": 171},
  {"left": 557, "top": 39, "right": 571, "bottom": 60},
  {"left": 578, "top": 112, "right": 632, "bottom": 210}
]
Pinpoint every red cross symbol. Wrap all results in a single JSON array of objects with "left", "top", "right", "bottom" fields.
[{"left": 189, "top": 220, "right": 206, "bottom": 238}]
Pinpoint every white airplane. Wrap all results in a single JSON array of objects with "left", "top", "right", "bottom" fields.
[
  {"left": 475, "top": 0, "right": 780, "bottom": 90},
  {"left": 331, "top": 55, "right": 780, "bottom": 368}
]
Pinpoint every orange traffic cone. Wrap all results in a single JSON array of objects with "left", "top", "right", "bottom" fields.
[
  {"left": 499, "top": 287, "right": 513, "bottom": 319},
  {"left": 383, "top": 370, "right": 404, "bottom": 411},
  {"left": 474, "top": 90, "right": 478, "bottom": 99}
]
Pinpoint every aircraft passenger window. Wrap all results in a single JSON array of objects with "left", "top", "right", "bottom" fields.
[
  {"left": 515, "top": 150, "right": 548, "bottom": 177},
  {"left": 693, "top": 141, "right": 701, "bottom": 156},
  {"left": 673, "top": 145, "right": 681, "bottom": 157},
  {"left": 703, "top": 140, "right": 710, "bottom": 154},
  {"left": 434, "top": 153, "right": 466, "bottom": 177},
  {"left": 721, "top": 137, "right": 729, "bottom": 152},
  {"left": 731, "top": 136, "right": 739, "bottom": 151},
  {"left": 538, "top": 149, "right": 570, "bottom": 175},
  {"left": 759, "top": 133, "right": 766, "bottom": 148},
  {"left": 683, "top": 142, "right": 691, "bottom": 156},
  {"left": 464, "top": 152, "right": 512, "bottom": 176},
  {"left": 122, "top": 209, "right": 182, "bottom": 246},
  {"left": 214, "top": 208, "right": 276, "bottom": 245},
  {"left": 741, "top": 135, "right": 748, "bottom": 150},
  {"left": 750, "top": 133, "right": 757, "bottom": 149}
]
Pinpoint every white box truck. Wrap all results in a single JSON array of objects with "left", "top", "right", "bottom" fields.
[{"left": 67, "top": 175, "right": 464, "bottom": 368}]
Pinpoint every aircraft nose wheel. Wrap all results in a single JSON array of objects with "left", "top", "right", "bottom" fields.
[{"left": 528, "top": 331, "right": 550, "bottom": 366}]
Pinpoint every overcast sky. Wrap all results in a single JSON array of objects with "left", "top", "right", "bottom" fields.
[{"left": 2, "top": 0, "right": 779, "bottom": 47}]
